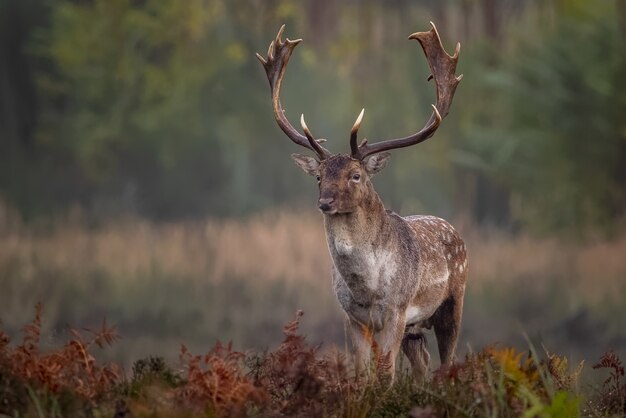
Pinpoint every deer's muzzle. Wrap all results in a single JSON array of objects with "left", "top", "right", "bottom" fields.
[{"left": 318, "top": 197, "right": 335, "bottom": 212}]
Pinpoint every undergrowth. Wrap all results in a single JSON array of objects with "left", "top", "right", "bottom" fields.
[{"left": 0, "top": 306, "right": 624, "bottom": 417}]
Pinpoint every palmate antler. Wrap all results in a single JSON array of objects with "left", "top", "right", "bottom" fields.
[
  {"left": 257, "top": 23, "right": 461, "bottom": 161},
  {"left": 256, "top": 25, "right": 331, "bottom": 160},
  {"left": 350, "top": 22, "right": 463, "bottom": 160}
]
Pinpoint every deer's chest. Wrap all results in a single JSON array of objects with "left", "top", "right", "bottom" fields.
[{"left": 330, "top": 235, "right": 398, "bottom": 293}]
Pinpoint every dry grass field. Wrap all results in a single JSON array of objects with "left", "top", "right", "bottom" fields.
[
  {"left": 1, "top": 203, "right": 625, "bottom": 369},
  {"left": 3, "top": 207, "right": 626, "bottom": 291}
]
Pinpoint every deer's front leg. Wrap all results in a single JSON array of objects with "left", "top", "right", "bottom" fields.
[
  {"left": 347, "top": 299, "right": 385, "bottom": 332},
  {"left": 347, "top": 317, "right": 373, "bottom": 377},
  {"left": 373, "top": 311, "right": 405, "bottom": 381}
]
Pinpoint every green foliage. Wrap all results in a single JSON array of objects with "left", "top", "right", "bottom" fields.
[
  {"left": 458, "top": 2, "right": 626, "bottom": 234},
  {"left": 39, "top": 0, "right": 225, "bottom": 166},
  {"left": 35, "top": 0, "right": 237, "bottom": 217},
  {"left": 541, "top": 391, "right": 580, "bottom": 418},
  {"left": 1, "top": 0, "right": 626, "bottom": 233}
]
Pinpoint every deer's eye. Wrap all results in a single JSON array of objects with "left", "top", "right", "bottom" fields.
[
  {"left": 316, "top": 175, "right": 321, "bottom": 182},
  {"left": 352, "top": 173, "right": 361, "bottom": 182}
]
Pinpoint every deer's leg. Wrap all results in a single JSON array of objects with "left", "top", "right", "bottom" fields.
[
  {"left": 347, "top": 318, "right": 373, "bottom": 376},
  {"left": 401, "top": 326, "right": 430, "bottom": 381},
  {"left": 431, "top": 288, "right": 465, "bottom": 366},
  {"left": 374, "top": 313, "right": 405, "bottom": 381}
]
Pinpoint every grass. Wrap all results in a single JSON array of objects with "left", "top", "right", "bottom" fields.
[
  {"left": 1, "top": 208, "right": 625, "bottom": 365},
  {"left": 3, "top": 207, "right": 626, "bottom": 291},
  {"left": 3, "top": 209, "right": 626, "bottom": 312}
]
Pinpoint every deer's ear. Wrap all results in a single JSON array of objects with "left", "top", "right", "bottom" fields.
[
  {"left": 291, "top": 154, "right": 320, "bottom": 176},
  {"left": 364, "top": 152, "right": 390, "bottom": 175}
]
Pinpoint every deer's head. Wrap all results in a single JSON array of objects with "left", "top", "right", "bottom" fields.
[
  {"left": 290, "top": 152, "right": 390, "bottom": 214},
  {"left": 257, "top": 23, "right": 462, "bottom": 215}
]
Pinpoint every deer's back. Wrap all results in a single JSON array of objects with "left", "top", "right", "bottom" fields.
[
  {"left": 402, "top": 215, "right": 468, "bottom": 325},
  {"left": 403, "top": 215, "right": 467, "bottom": 274}
]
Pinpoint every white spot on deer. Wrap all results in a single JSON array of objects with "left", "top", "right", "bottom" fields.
[
  {"left": 447, "top": 253, "right": 452, "bottom": 260},
  {"left": 334, "top": 237, "right": 354, "bottom": 255},
  {"left": 405, "top": 306, "right": 423, "bottom": 324}
]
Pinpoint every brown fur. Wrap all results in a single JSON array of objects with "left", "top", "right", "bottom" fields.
[{"left": 292, "top": 154, "right": 468, "bottom": 380}]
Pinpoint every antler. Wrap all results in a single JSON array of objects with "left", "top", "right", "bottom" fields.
[
  {"left": 350, "top": 22, "right": 462, "bottom": 160},
  {"left": 256, "top": 25, "right": 331, "bottom": 160}
]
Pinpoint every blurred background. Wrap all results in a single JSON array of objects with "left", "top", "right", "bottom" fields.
[{"left": 1, "top": 0, "right": 625, "bottom": 371}]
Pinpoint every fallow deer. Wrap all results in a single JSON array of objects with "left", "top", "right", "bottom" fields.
[{"left": 256, "top": 23, "right": 467, "bottom": 380}]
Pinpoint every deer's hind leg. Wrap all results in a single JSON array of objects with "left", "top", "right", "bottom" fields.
[
  {"left": 431, "top": 285, "right": 465, "bottom": 366},
  {"left": 401, "top": 325, "right": 430, "bottom": 381}
]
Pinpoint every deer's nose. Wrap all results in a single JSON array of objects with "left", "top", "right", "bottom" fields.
[{"left": 318, "top": 197, "right": 335, "bottom": 211}]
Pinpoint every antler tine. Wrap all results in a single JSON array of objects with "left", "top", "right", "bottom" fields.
[
  {"left": 351, "top": 22, "right": 462, "bottom": 160},
  {"left": 300, "top": 114, "right": 329, "bottom": 157},
  {"left": 257, "top": 25, "right": 331, "bottom": 160},
  {"left": 350, "top": 108, "right": 365, "bottom": 157}
]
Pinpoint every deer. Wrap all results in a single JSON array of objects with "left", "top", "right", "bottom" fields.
[{"left": 256, "top": 23, "right": 467, "bottom": 381}]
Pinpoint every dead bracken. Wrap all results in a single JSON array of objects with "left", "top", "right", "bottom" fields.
[{"left": 0, "top": 306, "right": 624, "bottom": 417}]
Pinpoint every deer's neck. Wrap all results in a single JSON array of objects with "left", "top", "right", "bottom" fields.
[
  {"left": 323, "top": 191, "right": 392, "bottom": 260},
  {"left": 323, "top": 190, "right": 400, "bottom": 306}
]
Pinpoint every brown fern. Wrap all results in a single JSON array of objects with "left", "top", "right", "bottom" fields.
[
  {"left": 177, "top": 342, "right": 267, "bottom": 417},
  {"left": 250, "top": 310, "right": 355, "bottom": 417},
  {"left": 591, "top": 350, "right": 626, "bottom": 415},
  {"left": 544, "top": 348, "right": 583, "bottom": 391},
  {"left": 0, "top": 303, "right": 121, "bottom": 413}
]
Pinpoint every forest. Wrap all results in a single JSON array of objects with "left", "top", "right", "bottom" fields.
[{"left": 2, "top": 0, "right": 624, "bottom": 234}]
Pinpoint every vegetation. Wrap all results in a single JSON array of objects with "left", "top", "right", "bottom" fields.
[
  {"left": 1, "top": 1, "right": 625, "bottom": 416},
  {"left": 1, "top": 0, "right": 625, "bottom": 235},
  {"left": 1, "top": 208, "right": 625, "bottom": 367},
  {"left": 1, "top": 307, "right": 624, "bottom": 417}
]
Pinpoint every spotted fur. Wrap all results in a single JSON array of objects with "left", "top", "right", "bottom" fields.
[{"left": 293, "top": 154, "right": 468, "bottom": 381}]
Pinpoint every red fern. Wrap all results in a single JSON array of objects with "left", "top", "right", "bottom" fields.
[
  {"left": 0, "top": 303, "right": 121, "bottom": 407},
  {"left": 177, "top": 342, "right": 266, "bottom": 416},
  {"left": 249, "top": 310, "right": 355, "bottom": 416}
]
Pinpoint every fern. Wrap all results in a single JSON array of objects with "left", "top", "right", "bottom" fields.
[{"left": 0, "top": 305, "right": 622, "bottom": 417}]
